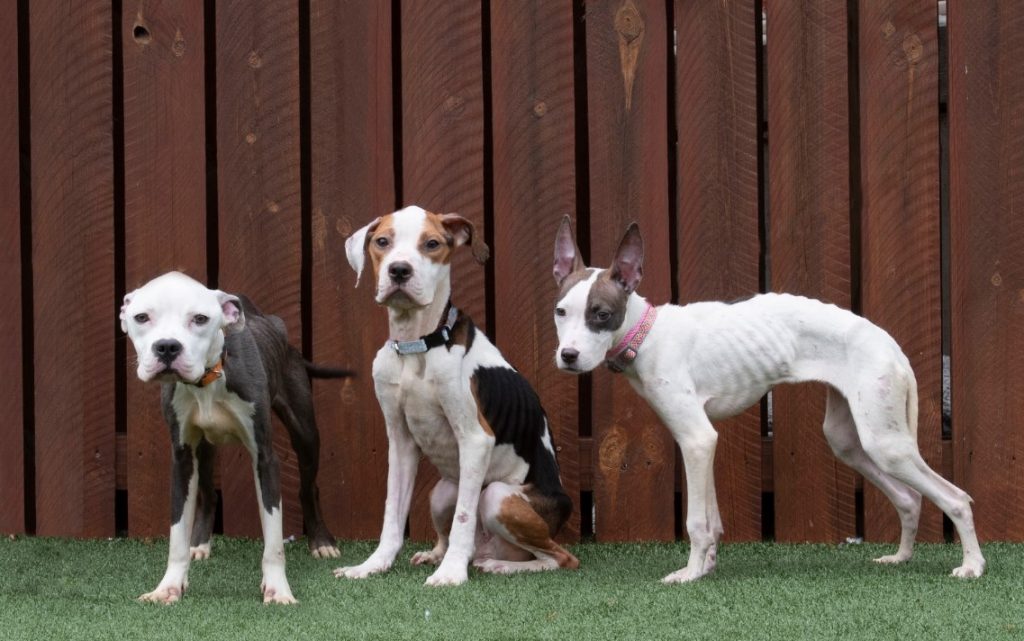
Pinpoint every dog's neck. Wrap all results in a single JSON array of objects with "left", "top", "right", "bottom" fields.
[
  {"left": 610, "top": 291, "right": 652, "bottom": 346},
  {"left": 386, "top": 277, "right": 452, "bottom": 342}
]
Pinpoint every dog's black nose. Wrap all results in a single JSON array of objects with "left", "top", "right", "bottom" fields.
[
  {"left": 389, "top": 261, "right": 413, "bottom": 284},
  {"left": 152, "top": 339, "right": 183, "bottom": 364},
  {"left": 560, "top": 348, "right": 579, "bottom": 365}
]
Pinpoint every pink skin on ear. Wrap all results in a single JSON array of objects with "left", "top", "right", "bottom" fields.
[
  {"left": 219, "top": 295, "right": 246, "bottom": 333},
  {"left": 610, "top": 223, "right": 644, "bottom": 294},
  {"left": 553, "top": 215, "right": 584, "bottom": 286}
]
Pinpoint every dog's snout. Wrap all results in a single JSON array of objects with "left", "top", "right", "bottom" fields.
[
  {"left": 560, "top": 348, "right": 580, "bottom": 365},
  {"left": 388, "top": 261, "right": 413, "bottom": 284},
  {"left": 152, "top": 339, "right": 183, "bottom": 364}
]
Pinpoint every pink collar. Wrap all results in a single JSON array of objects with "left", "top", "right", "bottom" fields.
[{"left": 605, "top": 303, "right": 657, "bottom": 373}]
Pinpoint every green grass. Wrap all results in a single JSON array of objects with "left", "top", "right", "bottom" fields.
[{"left": 0, "top": 536, "right": 1020, "bottom": 641}]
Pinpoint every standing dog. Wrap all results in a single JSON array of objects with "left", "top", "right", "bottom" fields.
[
  {"left": 551, "top": 218, "right": 985, "bottom": 581},
  {"left": 122, "top": 271, "right": 349, "bottom": 604},
  {"left": 336, "top": 205, "right": 577, "bottom": 586}
]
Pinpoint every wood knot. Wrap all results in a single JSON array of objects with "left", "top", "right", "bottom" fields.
[
  {"left": 533, "top": 101, "right": 547, "bottom": 117},
  {"left": 902, "top": 34, "right": 922, "bottom": 63},
  {"left": 443, "top": 94, "right": 466, "bottom": 117},
  {"left": 881, "top": 20, "right": 896, "bottom": 38},
  {"left": 247, "top": 50, "right": 263, "bottom": 69},
  {"left": 132, "top": 22, "right": 151, "bottom": 45},
  {"left": 245, "top": 132, "right": 257, "bottom": 144},
  {"left": 172, "top": 29, "right": 186, "bottom": 57},
  {"left": 991, "top": 271, "right": 1003, "bottom": 287},
  {"left": 266, "top": 200, "right": 280, "bottom": 214},
  {"left": 614, "top": 3, "right": 644, "bottom": 42}
]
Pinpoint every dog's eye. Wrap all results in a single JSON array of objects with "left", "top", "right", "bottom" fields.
[
  {"left": 424, "top": 239, "right": 441, "bottom": 250},
  {"left": 595, "top": 310, "right": 611, "bottom": 322},
  {"left": 133, "top": 313, "right": 149, "bottom": 324},
  {"left": 375, "top": 236, "right": 390, "bottom": 248},
  {"left": 555, "top": 308, "right": 566, "bottom": 317},
  {"left": 193, "top": 314, "right": 210, "bottom": 326}
]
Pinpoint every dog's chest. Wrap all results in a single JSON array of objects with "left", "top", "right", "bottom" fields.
[{"left": 172, "top": 384, "right": 255, "bottom": 447}]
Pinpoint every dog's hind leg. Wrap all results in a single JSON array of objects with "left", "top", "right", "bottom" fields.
[
  {"left": 189, "top": 439, "right": 217, "bottom": 560},
  {"left": 411, "top": 478, "right": 457, "bottom": 566},
  {"left": 847, "top": 374, "right": 985, "bottom": 578},
  {"left": 473, "top": 482, "right": 578, "bottom": 574},
  {"left": 822, "top": 386, "right": 920, "bottom": 563}
]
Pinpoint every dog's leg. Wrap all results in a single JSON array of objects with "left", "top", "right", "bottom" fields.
[
  {"left": 848, "top": 376, "right": 985, "bottom": 578},
  {"left": 273, "top": 363, "right": 339, "bottom": 559},
  {"left": 335, "top": 393, "right": 420, "bottom": 579},
  {"left": 249, "top": 434, "right": 297, "bottom": 605},
  {"left": 473, "top": 482, "right": 579, "bottom": 574},
  {"left": 411, "top": 478, "right": 457, "bottom": 566},
  {"left": 140, "top": 443, "right": 198, "bottom": 604},
  {"left": 703, "top": 475, "right": 724, "bottom": 573},
  {"left": 189, "top": 439, "right": 217, "bottom": 560},
  {"left": 822, "top": 386, "right": 920, "bottom": 563}
]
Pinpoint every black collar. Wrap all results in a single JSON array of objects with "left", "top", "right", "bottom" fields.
[{"left": 391, "top": 304, "right": 459, "bottom": 355}]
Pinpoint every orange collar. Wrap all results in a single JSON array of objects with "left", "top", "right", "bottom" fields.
[{"left": 191, "top": 359, "right": 224, "bottom": 388}]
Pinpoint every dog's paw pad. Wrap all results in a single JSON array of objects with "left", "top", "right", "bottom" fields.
[
  {"left": 661, "top": 567, "right": 707, "bottom": 584},
  {"left": 873, "top": 553, "right": 910, "bottom": 565},
  {"left": 411, "top": 550, "right": 443, "bottom": 566},
  {"left": 424, "top": 568, "right": 468, "bottom": 587},
  {"left": 951, "top": 564, "right": 983, "bottom": 579},
  {"left": 139, "top": 586, "right": 182, "bottom": 605},
  {"left": 190, "top": 544, "right": 212, "bottom": 560},
  {"left": 311, "top": 545, "right": 340, "bottom": 559}
]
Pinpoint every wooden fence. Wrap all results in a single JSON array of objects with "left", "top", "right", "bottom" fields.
[{"left": 1, "top": 0, "right": 1021, "bottom": 545}]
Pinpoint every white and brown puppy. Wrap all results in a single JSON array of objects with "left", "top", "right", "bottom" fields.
[
  {"left": 337, "top": 205, "right": 577, "bottom": 586},
  {"left": 122, "top": 272, "right": 349, "bottom": 604},
  {"left": 551, "top": 218, "right": 985, "bottom": 582}
]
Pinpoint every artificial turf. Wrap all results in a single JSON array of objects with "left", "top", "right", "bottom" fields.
[{"left": 0, "top": 536, "right": 1019, "bottom": 641}]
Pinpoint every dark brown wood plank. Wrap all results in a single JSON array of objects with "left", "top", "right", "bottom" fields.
[
  {"left": 0, "top": 0, "right": 23, "bottom": 534},
  {"left": 400, "top": 0, "right": 486, "bottom": 540},
  {"left": 674, "top": 0, "right": 762, "bottom": 542},
  {"left": 949, "top": 0, "right": 1024, "bottom": 542},
  {"left": 216, "top": 0, "right": 303, "bottom": 538},
  {"left": 585, "top": 0, "right": 674, "bottom": 541},
  {"left": 858, "top": 0, "right": 943, "bottom": 544},
  {"left": 122, "top": 0, "right": 207, "bottom": 538},
  {"left": 309, "top": 0, "right": 393, "bottom": 540},
  {"left": 766, "top": 0, "right": 856, "bottom": 543},
  {"left": 490, "top": 0, "right": 580, "bottom": 541},
  {"left": 30, "top": 1, "right": 116, "bottom": 537}
]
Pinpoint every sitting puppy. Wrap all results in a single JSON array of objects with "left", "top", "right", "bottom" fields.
[
  {"left": 121, "top": 271, "right": 350, "bottom": 604},
  {"left": 336, "top": 206, "right": 577, "bottom": 586},
  {"left": 551, "top": 218, "right": 984, "bottom": 581}
]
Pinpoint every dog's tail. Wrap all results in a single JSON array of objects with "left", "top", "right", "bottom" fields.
[
  {"left": 304, "top": 360, "right": 356, "bottom": 379},
  {"left": 905, "top": 370, "right": 919, "bottom": 439}
]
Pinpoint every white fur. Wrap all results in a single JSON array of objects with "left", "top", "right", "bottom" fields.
[{"left": 555, "top": 288, "right": 986, "bottom": 581}]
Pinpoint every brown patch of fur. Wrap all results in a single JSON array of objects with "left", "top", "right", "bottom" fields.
[
  {"left": 585, "top": 271, "right": 629, "bottom": 332},
  {"left": 469, "top": 375, "right": 495, "bottom": 437},
  {"left": 497, "top": 492, "right": 579, "bottom": 569},
  {"left": 447, "top": 312, "right": 475, "bottom": 350},
  {"left": 421, "top": 211, "right": 456, "bottom": 265},
  {"left": 557, "top": 268, "right": 597, "bottom": 300},
  {"left": 366, "top": 214, "right": 396, "bottom": 286}
]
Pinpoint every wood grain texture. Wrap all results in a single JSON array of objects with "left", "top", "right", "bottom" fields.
[
  {"left": 949, "top": 0, "right": 1024, "bottom": 541},
  {"left": 858, "top": 0, "right": 943, "bottom": 544},
  {"left": 400, "top": 0, "right": 486, "bottom": 540},
  {"left": 0, "top": 0, "right": 23, "bottom": 534},
  {"left": 309, "top": 0, "right": 393, "bottom": 539},
  {"left": 122, "top": 0, "right": 207, "bottom": 538},
  {"left": 30, "top": 1, "right": 116, "bottom": 537},
  {"left": 490, "top": 0, "right": 580, "bottom": 541},
  {"left": 674, "top": 0, "right": 762, "bottom": 542},
  {"left": 766, "top": 0, "right": 856, "bottom": 542},
  {"left": 585, "top": 0, "right": 675, "bottom": 541},
  {"left": 216, "top": 0, "right": 303, "bottom": 538}
]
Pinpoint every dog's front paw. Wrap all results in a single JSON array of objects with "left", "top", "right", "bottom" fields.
[
  {"left": 661, "top": 566, "right": 709, "bottom": 584},
  {"left": 311, "top": 543, "right": 340, "bottom": 559},
  {"left": 425, "top": 562, "right": 468, "bottom": 587},
  {"left": 873, "top": 552, "right": 911, "bottom": 565},
  {"left": 261, "top": 580, "right": 297, "bottom": 605},
  {"left": 139, "top": 583, "right": 184, "bottom": 605},
  {"left": 951, "top": 562, "right": 984, "bottom": 579},
  {"left": 333, "top": 559, "right": 390, "bottom": 579},
  {"left": 190, "top": 543, "right": 212, "bottom": 560},
  {"left": 411, "top": 548, "right": 445, "bottom": 566}
]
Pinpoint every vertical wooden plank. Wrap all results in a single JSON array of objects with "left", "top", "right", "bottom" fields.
[
  {"left": 674, "top": 0, "right": 762, "bottom": 542},
  {"left": 31, "top": 1, "right": 116, "bottom": 537},
  {"left": 949, "top": 0, "right": 1024, "bottom": 541},
  {"left": 586, "top": 0, "right": 674, "bottom": 541},
  {"left": 858, "top": 0, "right": 944, "bottom": 543},
  {"left": 401, "top": 0, "right": 486, "bottom": 540},
  {"left": 310, "top": 0, "right": 393, "bottom": 539},
  {"left": 491, "top": 0, "right": 580, "bottom": 541},
  {"left": 0, "top": 0, "right": 23, "bottom": 534},
  {"left": 766, "top": 0, "right": 856, "bottom": 542},
  {"left": 122, "top": 0, "right": 207, "bottom": 538},
  {"left": 217, "top": 0, "right": 303, "bottom": 538}
]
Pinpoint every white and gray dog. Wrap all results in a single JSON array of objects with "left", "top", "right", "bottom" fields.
[{"left": 551, "top": 218, "right": 984, "bottom": 582}]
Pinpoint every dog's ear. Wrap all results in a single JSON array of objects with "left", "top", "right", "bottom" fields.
[
  {"left": 610, "top": 222, "right": 644, "bottom": 294},
  {"left": 344, "top": 217, "right": 381, "bottom": 287},
  {"left": 441, "top": 213, "right": 489, "bottom": 264},
  {"left": 119, "top": 291, "right": 135, "bottom": 333},
  {"left": 553, "top": 215, "right": 584, "bottom": 287},
  {"left": 216, "top": 291, "right": 246, "bottom": 334}
]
